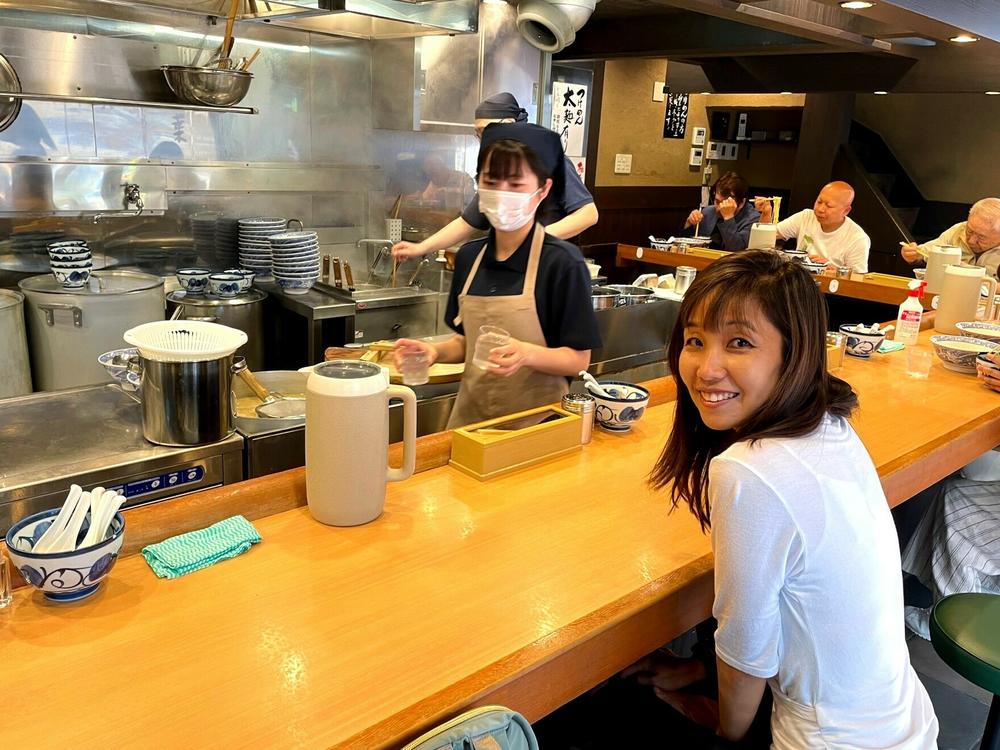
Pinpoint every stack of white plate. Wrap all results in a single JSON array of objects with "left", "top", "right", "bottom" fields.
[
  {"left": 238, "top": 217, "right": 288, "bottom": 281},
  {"left": 269, "top": 231, "right": 319, "bottom": 295}
]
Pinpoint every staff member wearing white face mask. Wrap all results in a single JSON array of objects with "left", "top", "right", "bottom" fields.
[{"left": 393, "top": 124, "right": 601, "bottom": 428}]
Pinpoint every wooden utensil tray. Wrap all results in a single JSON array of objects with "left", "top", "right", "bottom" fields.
[{"left": 450, "top": 405, "right": 581, "bottom": 480}]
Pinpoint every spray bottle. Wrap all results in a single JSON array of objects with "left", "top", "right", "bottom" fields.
[{"left": 895, "top": 279, "right": 927, "bottom": 345}]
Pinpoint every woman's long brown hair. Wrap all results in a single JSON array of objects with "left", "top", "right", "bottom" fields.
[{"left": 649, "top": 251, "right": 858, "bottom": 531}]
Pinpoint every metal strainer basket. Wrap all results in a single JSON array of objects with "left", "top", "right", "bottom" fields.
[{"left": 123, "top": 320, "right": 248, "bottom": 363}]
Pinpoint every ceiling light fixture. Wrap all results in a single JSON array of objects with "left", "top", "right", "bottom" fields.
[
  {"left": 779, "top": 91, "right": 793, "bottom": 95},
  {"left": 873, "top": 90, "right": 888, "bottom": 95},
  {"left": 949, "top": 34, "right": 979, "bottom": 43},
  {"left": 839, "top": 1, "right": 875, "bottom": 9},
  {"left": 986, "top": 91, "right": 1000, "bottom": 96}
]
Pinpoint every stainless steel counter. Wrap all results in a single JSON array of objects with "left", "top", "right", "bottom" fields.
[{"left": 0, "top": 384, "right": 244, "bottom": 534}]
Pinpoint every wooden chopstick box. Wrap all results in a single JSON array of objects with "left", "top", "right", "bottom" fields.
[{"left": 449, "top": 405, "right": 582, "bottom": 481}]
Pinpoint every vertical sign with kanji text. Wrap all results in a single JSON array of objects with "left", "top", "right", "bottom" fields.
[{"left": 551, "top": 81, "right": 588, "bottom": 157}]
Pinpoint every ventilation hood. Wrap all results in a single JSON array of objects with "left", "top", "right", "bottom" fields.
[{"left": 245, "top": 0, "right": 479, "bottom": 39}]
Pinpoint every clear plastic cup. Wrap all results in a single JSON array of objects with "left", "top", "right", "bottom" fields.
[
  {"left": 399, "top": 349, "right": 430, "bottom": 386},
  {"left": 906, "top": 348, "right": 933, "bottom": 379},
  {"left": 0, "top": 549, "right": 11, "bottom": 608},
  {"left": 472, "top": 325, "right": 510, "bottom": 370}
]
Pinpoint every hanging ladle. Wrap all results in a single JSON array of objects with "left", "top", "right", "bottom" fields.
[{"left": 233, "top": 359, "right": 305, "bottom": 419}]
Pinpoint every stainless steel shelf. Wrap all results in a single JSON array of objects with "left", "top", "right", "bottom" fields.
[{"left": 2, "top": 91, "right": 258, "bottom": 115}]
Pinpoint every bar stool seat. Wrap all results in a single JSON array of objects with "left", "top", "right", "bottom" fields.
[{"left": 930, "top": 592, "right": 1000, "bottom": 750}]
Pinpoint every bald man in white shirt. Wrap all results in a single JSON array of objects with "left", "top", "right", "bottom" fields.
[{"left": 756, "top": 181, "right": 871, "bottom": 273}]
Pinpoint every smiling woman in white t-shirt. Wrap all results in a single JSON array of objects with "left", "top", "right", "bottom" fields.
[
  {"left": 642, "top": 251, "right": 937, "bottom": 748},
  {"left": 757, "top": 181, "right": 871, "bottom": 273}
]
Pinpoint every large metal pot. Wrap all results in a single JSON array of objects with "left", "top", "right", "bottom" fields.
[
  {"left": 607, "top": 284, "right": 655, "bottom": 306},
  {"left": 591, "top": 285, "right": 621, "bottom": 310},
  {"left": 138, "top": 354, "right": 238, "bottom": 446},
  {"left": 0, "top": 290, "right": 32, "bottom": 398},
  {"left": 19, "top": 271, "right": 164, "bottom": 391},
  {"left": 166, "top": 289, "right": 266, "bottom": 370}
]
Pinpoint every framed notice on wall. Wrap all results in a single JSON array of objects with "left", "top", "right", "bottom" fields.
[
  {"left": 551, "top": 81, "right": 588, "bottom": 157},
  {"left": 663, "top": 93, "right": 689, "bottom": 139}
]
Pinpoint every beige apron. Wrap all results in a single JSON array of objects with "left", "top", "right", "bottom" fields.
[{"left": 447, "top": 223, "right": 569, "bottom": 429}]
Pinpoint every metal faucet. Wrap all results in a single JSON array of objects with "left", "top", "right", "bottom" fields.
[
  {"left": 93, "top": 182, "right": 145, "bottom": 223},
  {"left": 356, "top": 238, "right": 393, "bottom": 284},
  {"left": 406, "top": 257, "right": 431, "bottom": 287}
]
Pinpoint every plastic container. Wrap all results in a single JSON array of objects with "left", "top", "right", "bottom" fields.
[{"left": 895, "top": 280, "right": 927, "bottom": 345}]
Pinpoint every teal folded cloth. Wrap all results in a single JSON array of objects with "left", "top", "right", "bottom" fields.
[
  {"left": 879, "top": 340, "right": 905, "bottom": 353},
  {"left": 142, "top": 515, "right": 262, "bottom": 579}
]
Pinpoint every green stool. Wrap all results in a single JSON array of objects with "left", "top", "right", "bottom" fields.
[{"left": 930, "top": 593, "right": 1000, "bottom": 750}]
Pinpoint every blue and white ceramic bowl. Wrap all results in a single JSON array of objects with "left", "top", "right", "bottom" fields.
[
  {"left": 274, "top": 276, "right": 317, "bottom": 295},
  {"left": 930, "top": 335, "right": 1000, "bottom": 373},
  {"left": 839, "top": 324, "right": 886, "bottom": 358},
  {"left": 50, "top": 251, "right": 93, "bottom": 263},
  {"left": 208, "top": 273, "right": 242, "bottom": 297},
  {"left": 955, "top": 321, "right": 1000, "bottom": 345},
  {"left": 6, "top": 508, "right": 125, "bottom": 602},
  {"left": 590, "top": 381, "right": 650, "bottom": 432},
  {"left": 52, "top": 265, "right": 92, "bottom": 288},
  {"left": 225, "top": 269, "right": 255, "bottom": 291},
  {"left": 98, "top": 347, "right": 139, "bottom": 385},
  {"left": 176, "top": 268, "right": 211, "bottom": 294},
  {"left": 47, "top": 240, "right": 88, "bottom": 252}
]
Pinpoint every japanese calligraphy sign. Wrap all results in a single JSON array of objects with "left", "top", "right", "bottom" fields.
[
  {"left": 663, "top": 93, "right": 689, "bottom": 140},
  {"left": 551, "top": 81, "right": 588, "bottom": 157}
]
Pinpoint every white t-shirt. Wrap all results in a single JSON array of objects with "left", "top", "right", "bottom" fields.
[
  {"left": 710, "top": 415, "right": 938, "bottom": 749},
  {"left": 776, "top": 209, "right": 871, "bottom": 272}
]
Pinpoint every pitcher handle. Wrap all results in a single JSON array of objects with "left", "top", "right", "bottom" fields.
[
  {"left": 387, "top": 384, "right": 417, "bottom": 482},
  {"left": 982, "top": 277, "right": 999, "bottom": 321}
]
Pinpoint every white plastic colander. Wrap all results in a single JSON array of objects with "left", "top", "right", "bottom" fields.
[{"left": 123, "top": 320, "right": 248, "bottom": 363}]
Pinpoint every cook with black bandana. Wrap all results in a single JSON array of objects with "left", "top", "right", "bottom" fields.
[{"left": 393, "top": 123, "right": 601, "bottom": 428}]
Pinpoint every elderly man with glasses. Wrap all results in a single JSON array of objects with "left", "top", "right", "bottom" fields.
[{"left": 900, "top": 197, "right": 1000, "bottom": 277}]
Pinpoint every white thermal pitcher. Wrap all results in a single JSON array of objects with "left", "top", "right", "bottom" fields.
[
  {"left": 935, "top": 265, "right": 998, "bottom": 335},
  {"left": 923, "top": 245, "right": 962, "bottom": 295},
  {"left": 305, "top": 361, "right": 417, "bottom": 526}
]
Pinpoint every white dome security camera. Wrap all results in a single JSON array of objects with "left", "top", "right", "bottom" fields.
[{"left": 516, "top": 0, "right": 599, "bottom": 54}]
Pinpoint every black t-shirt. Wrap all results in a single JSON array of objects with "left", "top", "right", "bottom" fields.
[{"left": 445, "top": 229, "right": 602, "bottom": 352}]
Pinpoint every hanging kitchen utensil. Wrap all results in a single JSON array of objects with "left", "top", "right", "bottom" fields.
[
  {"left": 343, "top": 262, "right": 356, "bottom": 291},
  {"left": 219, "top": 0, "right": 240, "bottom": 68},
  {"left": 333, "top": 257, "right": 344, "bottom": 288},
  {"left": 233, "top": 358, "right": 305, "bottom": 418}
]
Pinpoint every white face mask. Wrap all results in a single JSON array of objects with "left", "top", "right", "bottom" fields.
[{"left": 478, "top": 188, "right": 541, "bottom": 232}]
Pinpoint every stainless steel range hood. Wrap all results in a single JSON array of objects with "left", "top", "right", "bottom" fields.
[{"left": 246, "top": 0, "right": 479, "bottom": 39}]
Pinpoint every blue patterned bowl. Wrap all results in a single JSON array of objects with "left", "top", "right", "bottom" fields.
[
  {"left": 176, "top": 268, "right": 211, "bottom": 294},
  {"left": 6, "top": 508, "right": 125, "bottom": 602},
  {"left": 52, "top": 265, "right": 92, "bottom": 288},
  {"left": 955, "top": 321, "right": 1000, "bottom": 345},
  {"left": 274, "top": 276, "right": 317, "bottom": 295},
  {"left": 839, "top": 324, "right": 886, "bottom": 358},
  {"left": 930, "top": 335, "right": 1000, "bottom": 373},
  {"left": 590, "top": 380, "right": 650, "bottom": 432},
  {"left": 208, "top": 273, "right": 242, "bottom": 297}
]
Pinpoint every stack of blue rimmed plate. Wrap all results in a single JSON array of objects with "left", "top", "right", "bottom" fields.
[
  {"left": 269, "top": 230, "right": 319, "bottom": 296},
  {"left": 238, "top": 217, "right": 288, "bottom": 281},
  {"left": 48, "top": 239, "right": 93, "bottom": 288}
]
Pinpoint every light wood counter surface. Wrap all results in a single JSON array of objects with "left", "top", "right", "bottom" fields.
[
  {"left": 3, "top": 334, "right": 999, "bottom": 749},
  {"left": 617, "top": 244, "right": 929, "bottom": 308}
]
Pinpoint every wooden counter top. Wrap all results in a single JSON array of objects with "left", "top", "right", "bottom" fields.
[
  {"left": 617, "top": 244, "right": 926, "bottom": 308},
  {"left": 3, "top": 334, "right": 999, "bottom": 749}
]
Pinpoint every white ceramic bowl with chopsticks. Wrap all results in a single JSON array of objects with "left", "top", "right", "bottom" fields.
[{"left": 6, "top": 508, "right": 125, "bottom": 602}]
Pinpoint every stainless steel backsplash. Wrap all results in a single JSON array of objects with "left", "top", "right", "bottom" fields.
[{"left": 0, "top": 4, "right": 489, "bottom": 287}]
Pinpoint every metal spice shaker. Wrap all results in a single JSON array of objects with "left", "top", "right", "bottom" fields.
[{"left": 562, "top": 392, "right": 596, "bottom": 445}]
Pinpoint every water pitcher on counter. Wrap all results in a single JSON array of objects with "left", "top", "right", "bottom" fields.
[
  {"left": 305, "top": 361, "right": 417, "bottom": 526},
  {"left": 934, "top": 265, "right": 998, "bottom": 335},
  {"left": 923, "top": 245, "right": 962, "bottom": 295}
]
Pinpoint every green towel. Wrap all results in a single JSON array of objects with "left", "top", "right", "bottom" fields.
[
  {"left": 142, "top": 515, "right": 262, "bottom": 579},
  {"left": 879, "top": 340, "right": 905, "bottom": 354}
]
